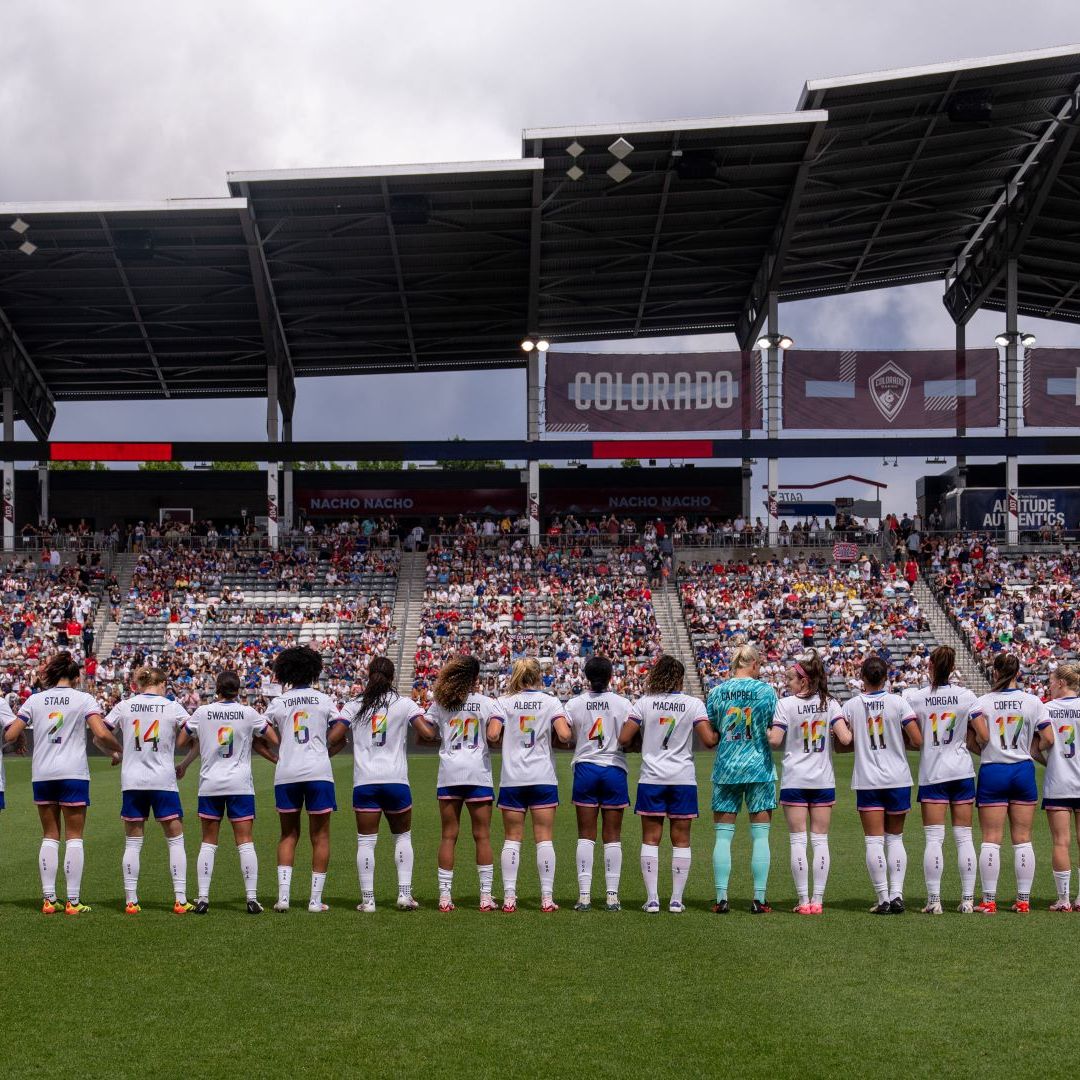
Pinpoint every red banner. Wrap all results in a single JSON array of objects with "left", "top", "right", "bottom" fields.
[
  {"left": 544, "top": 351, "right": 761, "bottom": 433},
  {"left": 782, "top": 350, "right": 999, "bottom": 429},
  {"left": 1023, "top": 348, "right": 1080, "bottom": 427}
]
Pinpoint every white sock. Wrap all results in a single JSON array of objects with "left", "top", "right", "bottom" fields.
[
  {"left": 63, "top": 839, "right": 85, "bottom": 904},
  {"left": 501, "top": 839, "right": 521, "bottom": 899},
  {"left": 810, "top": 832, "right": 830, "bottom": 904},
  {"left": 40, "top": 838, "right": 60, "bottom": 900},
  {"left": 953, "top": 826, "right": 977, "bottom": 902},
  {"left": 477, "top": 863, "right": 494, "bottom": 897},
  {"left": 277, "top": 864, "right": 293, "bottom": 904},
  {"left": 167, "top": 835, "right": 187, "bottom": 904},
  {"left": 640, "top": 843, "right": 660, "bottom": 904},
  {"left": 604, "top": 842, "right": 622, "bottom": 897},
  {"left": 238, "top": 842, "right": 258, "bottom": 901},
  {"left": 123, "top": 836, "right": 143, "bottom": 903},
  {"left": 537, "top": 841, "right": 556, "bottom": 900},
  {"left": 864, "top": 835, "right": 888, "bottom": 903},
  {"left": 1054, "top": 868, "right": 1072, "bottom": 903},
  {"left": 576, "top": 838, "right": 595, "bottom": 898},
  {"left": 438, "top": 867, "right": 454, "bottom": 898},
  {"left": 671, "top": 847, "right": 691, "bottom": 905},
  {"left": 789, "top": 831, "right": 809, "bottom": 904},
  {"left": 357, "top": 833, "right": 377, "bottom": 904},
  {"left": 310, "top": 871, "right": 327, "bottom": 906},
  {"left": 197, "top": 843, "right": 217, "bottom": 902},
  {"left": 979, "top": 842, "right": 1001, "bottom": 901},
  {"left": 885, "top": 833, "right": 907, "bottom": 901},
  {"left": 923, "top": 824, "right": 945, "bottom": 904},
  {"left": 394, "top": 831, "right": 414, "bottom": 899},
  {"left": 1014, "top": 842, "right": 1035, "bottom": 902}
]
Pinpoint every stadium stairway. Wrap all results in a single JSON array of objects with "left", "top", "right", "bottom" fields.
[
  {"left": 656, "top": 581, "right": 704, "bottom": 699},
  {"left": 393, "top": 550, "right": 427, "bottom": 694},
  {"left": 93, "top": 551, "right": 136, "bottom": 659},
  {"left": 913, "top": 574, "right": 991, "bottom": 695}
]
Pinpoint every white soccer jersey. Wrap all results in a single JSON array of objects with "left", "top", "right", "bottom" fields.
[
  {"left": 904, "top": 685, "right": 978, "bottom": 785},
  {"left": 185, "top": 702, "right": 268, "bottom": 797},
  {"left": 105, "top": 694, "right": 190, "bottom": 792},
  {"left": 969, "top": 689, "right": 1050, "bottom": 766},
  {"left": 494, "top": 691, "right": 567, "bottom": 787},
  {"left": 0, "top": 697, "right": 15, "bottom": 794},
  {"left": 340, "top": 692, "right": 424, "bottom": 787},
  {"left": 265, "top": 688, "right": 341, "bottom": 785},
  {"left": 566, "top": 690, "right": 631, "bottom": 772},
  {"left": 427, "top": 693, "right": 502, "bottom": 789},
  {"left": 843, "top": 691, "right": 918, "bottom": 790},
  {"left": 1043, "top": 697, "right": 1080, "bottom": 799},
  {"left": 18, "top": 687, "right": 103, "bottom": 783},
  {"left": 772, "top": 694, "right": 844, "bottom": 790},
  {"left": 631, "top": 692, "right": 710, "bottom": 786}
]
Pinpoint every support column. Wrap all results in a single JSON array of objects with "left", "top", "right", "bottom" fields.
[
  {"left": 282, "top": 416, "right": 294, "bottom": 534},
  {"left": 38, "top": 462, "right": 48, "bottom": 526},
  {"left": 766, "top": 294, "right": 780, "bottom": 546},
  {"left": 526, "top": 348, "right": 541, "bottom": 546},
  {"left": 740, "top": 348, "right": 753, "bottom": 520},
  {"left": 1005, "top": 258, "right": 1019, "bottom": 546},
  {"left": 3, "top": 388, "right": 14, "bottom": 552},
  {"left": 266, "top": 367, "right": 280, "bottom": 551}
]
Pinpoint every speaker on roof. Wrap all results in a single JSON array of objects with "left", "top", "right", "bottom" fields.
[
  {"left": 671, "top": 150, "right": 720, "bottom": 181},
  {"left": 946, "top": 89, "right": 993, "bottom": 123},
  {"left": 389, "top": 194, "right": 430, "bottom": 227}
]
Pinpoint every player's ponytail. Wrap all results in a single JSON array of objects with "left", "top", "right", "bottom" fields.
[
  {"left": 645, "top": 655, "right": 684, "bottom": 696},
  {"left": 434, "top": 655, "right": 481, "bottom": 712},
  {"left": 929, "top": 645, "right": 955, "bottom": 690},
  {"left": 730, "top": 643, "right": 760, "bottom": 674},
  {"left": 991, "top": 652, "right": 1020, "bottom": 693},
  {"left": 134, "top": 666, "right": 168, "bottom": 692},
  {"left": 506, "top": 657, "right": 541, "bottom": 696},
  {"left": 584, "top": 655, "right": 613, "bottom": 693},
  {"left": 41, "top": 651, "right": 80, "bottom": 689},
  {"left": 1054, "top": 662, "right": 1080, "bottom": 695},
  {"left": 360, "top": 656, "right": 397, "bottom": 718},
  {"left": 796, "top": 649, "right": 829, "bottom": 708}
]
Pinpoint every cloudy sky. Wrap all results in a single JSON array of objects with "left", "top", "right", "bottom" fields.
[{"left": 2, "top": 1, "right": 1078, "bottom": 514}]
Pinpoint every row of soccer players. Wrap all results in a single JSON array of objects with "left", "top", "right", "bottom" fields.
[{"left": 0, "top": 643, "right": 1075, "bottom": 915}]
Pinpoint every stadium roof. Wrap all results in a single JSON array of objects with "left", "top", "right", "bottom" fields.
[{"left": 0, "top": 44, "right": 1078, "bottom": 435}]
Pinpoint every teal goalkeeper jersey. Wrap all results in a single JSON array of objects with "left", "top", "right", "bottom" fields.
[{"left": 707, "top": 677, "right": 778, "bottom": 785}]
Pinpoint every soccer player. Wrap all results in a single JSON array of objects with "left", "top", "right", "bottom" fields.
[
  {"left": 1037, "top": 662, "right": 1080, "bottom": 911},
  {"left": 489, "top": 658, "right": 571, "bottom": 913},
  {"left": 178, "top": 671, "right": 279, "bottom": 914},
  {"left": 565, "top": 655, "right": 632, "bottom": 911},
  {"left": 425, "top": 655, "right": 503, "bottom": 912},
  {"left": 903, "top": 646, "right": 978, "bottom": 914},
  {"left": 619, "top": 655, "right": 717, "bottom": 914},
  {"left": 265, "top": 646, "right": 344, "bottom": 913},
  {"left": 843, "top": 654, "right": 922, "bottom": 914},
  {"left": 3, "top": 652, "right": 120, "bottom": 914},
  {"left": 707, "top": 643, "right": 779, "bottom": 914},
  {"left": 967, "top": 652, "right": 1052, "bottom": 914},
  {"left": 104, "top": 666, "right": 193, "bottom": 914},
  {"left": 333, "top": 657, "right": 435, "bottom": 912},
  {"left": 768, "top": 650, "right": 851, "bottom": 914}
]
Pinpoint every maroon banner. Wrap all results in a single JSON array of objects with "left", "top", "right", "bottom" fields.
[
  {"left": 1023, "top": 348, "right": 1080, "bottom": 427},
  {"left": 782, "top": 349, "right": 999, "bottom": 429},
  {"left": 544, "top": 352, "right": 761, "bottom": 433},
  {"left": 297, "top": 487, "right": 523, "bottom": 517},
  {"left": 544, "top": 484, "right": 739, "bottom": 517}
]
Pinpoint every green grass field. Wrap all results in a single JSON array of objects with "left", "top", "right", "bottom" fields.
[{"left": 1, "top": 752, "right": 1075, "bottom": 1079}]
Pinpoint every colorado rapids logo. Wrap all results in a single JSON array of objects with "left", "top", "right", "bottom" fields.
[{"left": 869, "top": 360, "right": 911, "bottom": 423}]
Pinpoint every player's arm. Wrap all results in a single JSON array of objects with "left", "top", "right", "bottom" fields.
[
  {"left": 1035, "top": 715, "right": 1054, "bottom": 752},
  {"left": 1030, "top": 733, "right": 1049, "bottom": 765},
  {"left": 552, "top": 710, "right": 572, "bottom": 747},
  {"left": 696, "top": 714, "right": 719, "bottom": 749},
  {"left": 176, "top": 736, "right": 200, "bottom": 781},
  {"left": 618, "top": 715, "right": 642, "bottom": 749},
  {"left": 831, "top": 714, "right": 853, "bottom": 747},
  {"left": 4, "top": 714, "right": 26, "bottom": 744},
  {"left": 328, "top": 715, "right": 350, "bottom": 756},
  {"left": 902, "top": 711, "right": 922, "bottom": 751},
  {"left": 486, "top": 710, "right": 505, "bottom": 746},
  {"left": 87, "top": 712, "right": 122, "bottom": 755},
  {"left": 967, "top": 708, "right": 989, "bottom": 750},
  {"left": 411, "top": 710, "right": 436, "bottom": 741}
]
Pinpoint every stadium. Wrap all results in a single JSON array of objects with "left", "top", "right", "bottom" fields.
[{"left": 3, "top": 25, "right": 1080, "bottom": 1080}]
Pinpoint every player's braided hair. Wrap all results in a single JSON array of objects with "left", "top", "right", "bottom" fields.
[
  {"left": 272, "top": 646, "right": 323, "bottom": 690},
  {"left": 929, "top": 646, "right": 955, "bottom": 690},
  {"left": 41, "top": 651, "right": 80, "bottom": 689},
  {"left": 645, "top": 655, "right": 684, "bottom": 696},
  {"left": 434, "top": 655, "right": 480, "bottom": 712},
  {"left": 990, "top": 652, "right": 1020, "bottom": 693},
  {"left": 359, "top": 657, "right": 397, "bottom": 719}
]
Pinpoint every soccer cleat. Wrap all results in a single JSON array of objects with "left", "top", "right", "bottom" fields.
[
  {"left": 793, "top": 902, "right": 815, "bottom": 915},
  {"left": 808, "top": 902, "right": 824, "bottom": 915},
  {"left": 273, "top": 900, "right": 290, "bottom": 913},
  {"left": 974, "top": 900, "right": 997, "bottom": 915},
  {"left": 668, "top": 900, "right": 685, "bottom": 914},
  {"left": 605, "top": 899, "right": 622, "bottom": 912},
  {"left": 438, "top": 896, "right": 455, "bottom": 913},
  {"left": 1011, "top": 900, "right": 1030, "bottom": 914},
  {"left": 193, "top": 900, "right": 210, "bottom": 915},
  {"left": 870, "top": 901, "right": 893, "bottom": 915},
  {"left": 711, "top": 899, "right": 730, "bottom": 915},
  {"left": 642, "top": 899, "right": 661, "bottom": 914},
  {"left": 573, "top": 900, "right": 592, "bottom": 912},
  {"left": 501, "top": 896, "right": 518, "bottom": 914},
  {"left": 64, "top": 901, "right": 91, "bottom": 916},
  {"left": 921, "top": 901, "right": 943, "bottom": 915},
  {"left": 124, "top": 901, "right": 141, "bottom": 915},
  {"left": 540, "top": 897, "right": 559, "bottom": 913},
  {"left": 246, "top": 899, "right": 264, "bottom": 915},
  {"left": 957, "top": 900, "right": 975, "bottom": 913},
  {"left": 41, "top": 897, "right": 58, "bottom": 915},
  {"left": 750, "top": 899, "right": 772, "bottom": 915},
  {"left": 396, "top": 896, "right": 420, "bottom": 911},
  {"left": 173, "top": 901, "right": 195, "bottom": 915},
  {"left": 307, "top": 901, "right": 329, "bottom": 913},
  {"left": 1049, "top": 900, "right": 1073, "bottom": 912},
  {"left": 888, "top": 898, "right": 906, "bottom": 915},
  {"left": 356, "top": 900, "right": 377, "bottom": 914},
  {"left": 478, "top": 895, "right": 497, "bottom": 912}
]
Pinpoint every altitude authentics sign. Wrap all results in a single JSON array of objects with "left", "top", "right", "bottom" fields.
[
  {"left": 1023, "top": 348, "right": 1080, "bottom": 427},
  {"left": 544, "top": 352, "right": 761, "bottom": 434},
  {"left": 782, "top": 350, "right": 1000, "bottom": 429}
]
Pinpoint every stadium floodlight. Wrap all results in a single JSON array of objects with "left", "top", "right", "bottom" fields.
[
  {"left": 994, "top": 329, "right": 1036, "bottom": 349},
  {"left": 536, "top": 339, "right": 550, "bottom": 352},
  {"left": 9, "top": 218, "right": 29, "bottom": 234},
  {"left": 755, "top": 333, "right": 795, "bottom": 351},
  {"left": 520, "top": 339, "right": 536, "bottom": 352},
  {"left": 1021, "top": 333, "right": 1037, "bottom": 349}
]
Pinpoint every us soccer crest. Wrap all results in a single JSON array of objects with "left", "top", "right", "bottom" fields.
[{"left": 868, "top": 360, "right": 911, "bottom": 423}]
